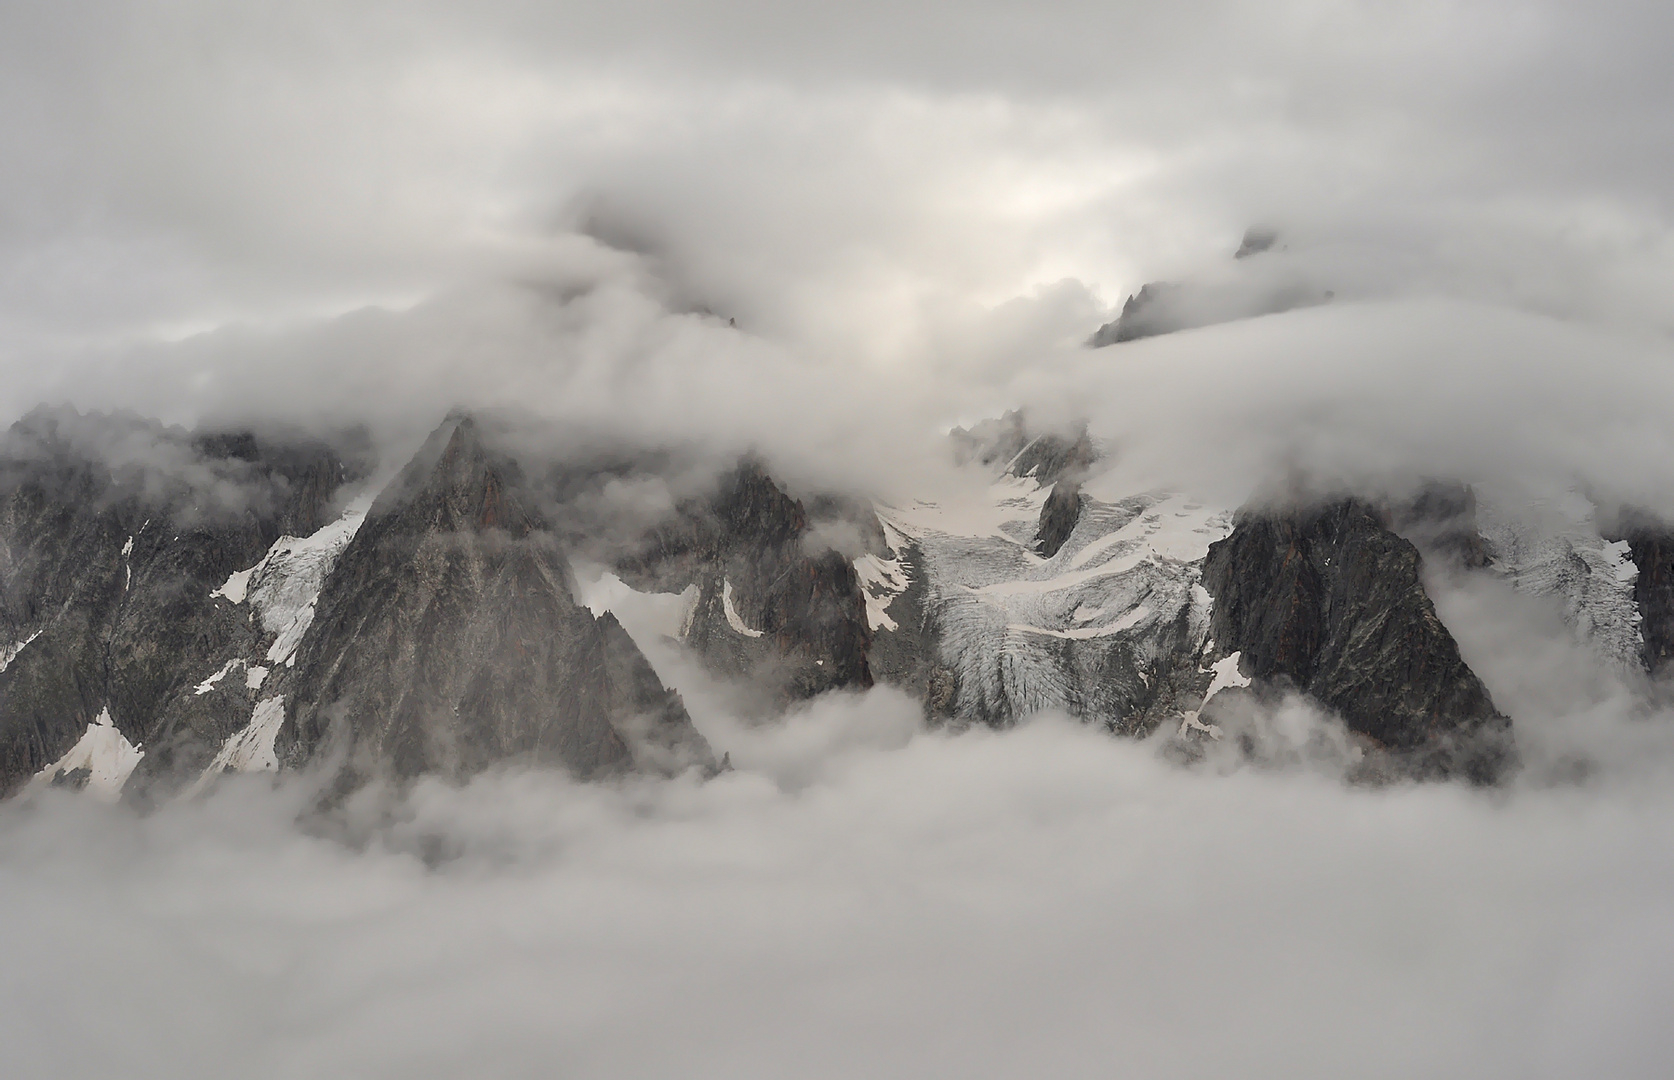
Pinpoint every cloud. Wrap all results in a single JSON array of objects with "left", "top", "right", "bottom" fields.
[
  {"left": 6, "top": 689, "right": 1674, "bottom": 1078},
  {"left": 4, "top": 0, "right": 1674, "bottom": 358},
  {"left": 3, "top": 4, "right": 1674, "bottom": 1074},
  {"left": 1, "top": 2, "right": 1671, "bottom": 510}
]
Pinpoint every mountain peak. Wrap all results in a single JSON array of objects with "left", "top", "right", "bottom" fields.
[{"left": 369, "top": 415, "right": 538, "bottom": 538}]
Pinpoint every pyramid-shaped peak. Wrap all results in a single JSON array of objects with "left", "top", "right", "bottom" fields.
[{"left": 369, "top": 414, "right": 539, "bottom": 536}]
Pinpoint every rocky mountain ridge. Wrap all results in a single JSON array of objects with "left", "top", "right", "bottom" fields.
[{"left": 7, "top": 401, "right": 1674, "bottom": 800}]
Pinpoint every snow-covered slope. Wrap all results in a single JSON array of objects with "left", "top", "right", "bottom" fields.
[
  {"left": 213, "top": 494, "right": 372, "bottom": 666},
  {"left": 181, "top": 697, "right": 288, "bottom": 797},
  {"left": 878, "top": 473, "right": 1233, "bottom": 729},
  {"left": 183, "top": 496, "right": 373, "bottom": 795},
  {"left": 28, "top": 707, "right": 144, "bottom": 800}
]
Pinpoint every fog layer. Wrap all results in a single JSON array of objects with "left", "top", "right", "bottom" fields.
[
  {"left": 6, "top": 694, "right": 1674, "bottom": 1079},
  {"left": 4, "top": 2, "right": 1674, "bottom": 1075}
]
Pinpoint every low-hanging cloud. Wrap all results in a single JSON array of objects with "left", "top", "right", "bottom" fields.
[
  {"left": 12, "top": 548, "right": 1674, "bottom": 1078},
  {"left": 4, "top": 2, "right": 1674, "bottom": 1075},
  {"left": 7, "top": 686, "right": 1674, "bottom": 1079}
]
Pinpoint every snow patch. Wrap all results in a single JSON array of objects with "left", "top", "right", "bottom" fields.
[
  {"left": 30, "top": 707, "right": 144, "bottom": 801},
  {"left": 212, "top": 495, "right": 373, "bottom": 665},
  {"left": 245, "top": 665, "right": 268, "bottom": 690},
  {"left": 193, "top": 658, "right": 244, "bottom": 695},
  {"left": 1204, "top": 651, "right": 1251, "bottom": 699},
  {"left": 1176, "top": 652, "right": 1249, "bottom": 741},
  {"left": 183, "top": 696, "right": 288, "bottom": 797},
  {"left": 1177, "top": 712, "right": 1224, "bottom": 740},
  {"left": 854, "top": 548, "right": 909, "bottom": 632},
  {"left": 722, "top": 578, "right": 765, "bottom": 638},
  {"left": 0, "top": 629, "right": 41, "bottom": 674},
  {"left": 211, "top": 564, "right": 257, "bottom": 604}
]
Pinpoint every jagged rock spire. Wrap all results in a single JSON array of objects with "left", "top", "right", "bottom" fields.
[{"left": 280, "top": 413, "right": 712, "bottom": 785}]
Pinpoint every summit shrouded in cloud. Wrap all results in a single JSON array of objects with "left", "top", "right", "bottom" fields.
[{"left": 3, "top": 2, "right": 1674, "bottom": 1077}]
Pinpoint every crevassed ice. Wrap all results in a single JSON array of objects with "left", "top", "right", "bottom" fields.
[
  {"left": 884, "top": 476, "right": 1232, "bottom": 725},
  {"left": 29, "top": 707, "right": 144, "bottom": 801},
  {"left": 1476, "top": 486, "right": 1643, "bottom": 672},
  {"left": 212, "top": 495, "right": 373, "bottom": 665}
]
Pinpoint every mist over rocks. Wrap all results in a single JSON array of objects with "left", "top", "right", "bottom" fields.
[
  {"left": 1087, "top": 228, "right": 1333, "bottom": 346},
  {"left": 0, "top": 406, "right": 369, "bottom": 798},
  {"left": 0, "top": 398, "right": 1589, "bottom": 800},
  {"left": 280, "top": 415, "right": 714, "bottom": 786},
  {"left": 1201, "top": 496, "right": 1512, "bottom": 782},
  {"left": 615, "top": 457, "right": 876, "bottom": 705},
  {"left": 5, "top": 1, "right": 1674, "bottom": 1070}
]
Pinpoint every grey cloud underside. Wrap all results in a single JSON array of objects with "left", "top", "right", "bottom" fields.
[{"left": 8, "top": 403, "right": 1674, "bottom": 798}]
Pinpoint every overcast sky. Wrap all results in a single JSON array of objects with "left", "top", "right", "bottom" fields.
[
  {"left": 5, "top": 6, "right": 1674, "bottom": 1076},
  {"left": 5, "top": 1, "right": 1672, "bottom": 353},
  {"left": 3, "top": 0, "right": 1673, "bottom": 505}
]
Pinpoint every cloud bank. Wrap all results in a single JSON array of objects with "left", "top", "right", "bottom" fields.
[
  {"left": 4, "top": 2, "right": 1674, "bottom": 1074},
  {"left": 6, "top": 685, "right": 1674, "bottom": 1079},
  {"left": 3, "top": 1, "right": 1672, "bottom": 506}
]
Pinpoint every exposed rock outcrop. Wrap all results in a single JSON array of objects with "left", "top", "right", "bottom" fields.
[
  {"left": 0, "top": 406, "right": 365, "bottom": 796},
  {"left": 1088, "top": 228, "right": 1330, "bottom": 347},
  {"left": 1034, "top": 481, "right": 1085, "bottom": 559},
  {"left": 617, "top": 459, "right": 873, "bottom": 702},
  {"left": 0, "top": 403, "right": 1538, "bottom": 795},
  {"left": 1607, "top": 509, "right": 1674, "bottom": 676},
  {"left": 1628, "top": 532, "right": 1674, "bottom": 676},
  {"left": 1088, "top": 283, "right": 1186, "bottom": 346},
  {"left": 1201, "top": 498, "right": 1513, "bottom": 781},
  {"left": 281, "top": 416, "right": 712, "bottom": 784}
]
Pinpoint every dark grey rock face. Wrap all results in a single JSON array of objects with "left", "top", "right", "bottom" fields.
[
  {"left": 1233, "top": 226, "right": 1280, "bottom": 259},
  {"left": 1009, "top": 430, "right": 1094, "bottom": 487},
  {"left": 617, "top": 459, "right": 874, "bottom": 703},
  {"left": 949, "top": 412, "right": 1032, "bottom": 470},
  {"left": 1629, "top": 535, "right": 1674, "bottom": 676},
  {"left": 1088, "top": 282, "right": 1187, "bottom": 346},
  {"left": 1201, "top": 498, "right": 1513, "bottom": 781},
  {"left": 0, "top": 407, "right": 363, "bottom": 796},
  {"left": 1608, "top": 510, "right": 1674, "bottom": 676},
  {"left": 949, "top": 411, "right": 1094, "bottom": 487},
  {"left": 862, "top": 540, "right": 960, "bottom": 721},
  {"left": 1088, "top": 228, "right": 1330, "bottom": 347},
  {"left": 0, "top": 400, "right": 1532, "bottom": 794},
  {"left": 281, "top": 417, "right": 712, "bottom": 784},
  {"left": 1034, "top": 481, "right": 1085, "bottom": 559},
  {"left": 1389, "top": 481, "right": 1492, "bottom": 571}
]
